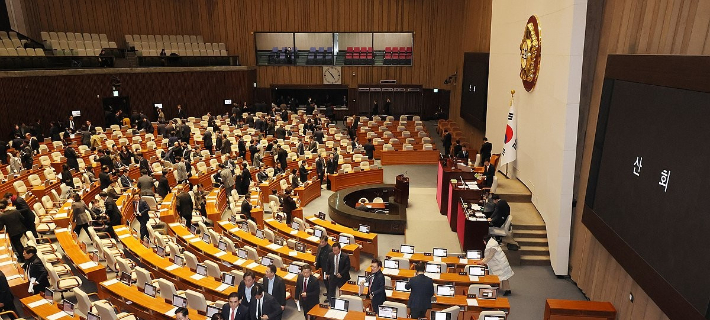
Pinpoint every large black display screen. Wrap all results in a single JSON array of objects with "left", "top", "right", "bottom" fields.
[{"left": 586, "top": 78, "right": 710, "bottom": 317}]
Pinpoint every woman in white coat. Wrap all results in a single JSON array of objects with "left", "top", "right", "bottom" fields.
[{"left": 480, "top": 235, "right": 514, "bottom": 295}]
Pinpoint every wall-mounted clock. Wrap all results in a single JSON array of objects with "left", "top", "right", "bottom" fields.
[
  {"left": 323, "top": 66, "right": 342, "bottom": 84},
  {"left": 520, "top": 15, "right": 541, "bottom": 92}
]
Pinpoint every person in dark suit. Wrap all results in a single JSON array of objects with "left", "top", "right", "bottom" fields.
[
  {"left": 239, "top": 163, "right": 252, "bottom": 196},
  {"left": 315, "top": 154, "right": 325, "bottom": 185},
  {"left": 5, "top": 192, "right": 37, "bottom": 238},
  {"left": 479, "top": 137, "right": 492, "bottom": 165},
  {"left": 482, "top": 159, "right": 495, "bottom": 188},
  {"left": 176, "top": 185, "right": 194, "bottom": 227},
  {"left": 0, "top": 270, "right": 16, "bottom": 315},
  {"left": 371, "top": 100, "right": 379, "bottom": 116},
  {"left": 298, "top": 161, "right": 309, "bottom": 183},
  {"left": 249, "top": 285, "right": 283, "bottom": 320},
  {"left": 313, "top": 128, "right": 324, "bottom": 144},
  {"left": 176, "top": 104, "right": 185, "bottom": 119},
  {"left": 98, "top": 165, "right": 112, "bottom": 190},
  {"left": 137, "top": 170, "right": 156, "bottom": 197},
  {"left": 452, "top": 140, "right": 463, "bottom": 159},
  {"left": 325, "top": 154, "right": 338, "bottom": 190},
  {"left": 442, "top": 129, "right": 452, "bottom": 156},
  {"left": 241, "top": 198, "right": 254, "bottom": 222},
  {"left": 64, "top": 144, "right": 79, "bottom": 170},
  {"left": 204, "top": 130, "right": 213, "bottom": 155},
  {"left": 489, "top": 195, "right": 510, "bottom": 228},
  {"left": 222, "top": 134, "right": 232, "bottom": 155},
  {"left": 0, "top": 200, "right": 27, "bottom": 262},
  {"left": 405, "top": 262, "right": 435, "bottom": 318},
  {"left": 137, "top": 198, "right": 150, "bottom": 241},
  {"left": 21, "top": 247, "right": 49, "bottom": 295},
  {"left": 457, "top": 146, "right": 470, "bottom": 161},
  {"left": 315, "top": 236, "right": 331, "bottom": 294},
  {"left": 295, "top": 265, "right": 320, "bottom": 320},
  {"left": 363, "top": 139, "right": 375, "bottom": 160},
  {"left": 263, "top": 265, "right": 286, "bottom": 310},
  {"left": 157, "top": 172, "right": 170, "bottom": 198},
  {"left": 222, "top": 292, "right": 248, "bottom": 320},
  {"left": 325, "top": 243, "right": 350, "bottom": 300},
  {"left": 102, "top": 191, "right": 122, "bottom": 238},
  {"left": 281, "top": 189, "right": 297, "bottom": 225},
  {"left": 383, "top": 98, "right": 391, "bottom": 115},
  {"left": 137, "top": 153, "right": 152, "bottom": 175},
  {"left": 368, "top": 259, "right": 386, "bottom": 312},
  {"left": 237, "top": 271, "right": 257, "bottom": 306},
  {"left": 276, "top": 146, "right": 288, "bottom": 171},
  {"left": 249, "top": 142, "right": 259, "bottom": 163}
]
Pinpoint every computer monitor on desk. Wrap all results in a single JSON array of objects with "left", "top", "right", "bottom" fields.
[
  {"left": 172, "top": 294, "right": 187, "bottom": 308},
  {"left": 237, "top": 248, "right": 248, "bottom": 260},
  {"left": 330, "top": 298, "right": 349, "bottom": 311},
  {"left": 431, "top": 311, "right": 453, "bottom": 320},
  {"left": 222, "top": 272, "right": 236, "bottom": 286},
  {"left": 394, "top": 280, "right": 410, "bottom": 292},
  {"left": 144, "top": 283, "right": 157, "bottom": 297},
  {"left": 383, "top": 259, "right": 399, "bottom": 270},
  {"left": 207, "top": 305, "right": 220, "bottom": 318},
  {"left": 288, "top": 264, "right": 301, "bottom": 274},
  {"left": 436, "top": 285, "right": 455, "bottom": 297},
  {"left": 378, "top": 305, "right": 398, "bottom": 319},
  {"left": 400, "top": 244, "right": 414, "bottom": 254},
  {"left": 196, "top": 263, "right": 207, "bottom": 276},
  {"left": 62, "top": 299, "right": 74, "bottom": 315},
  {"left": 339, "top": 235, "right": 351, "bottom": 245},
  {"left": 174, "top": 255, "right": 184, "bottom": 267},
  {"left": 314, "top": 229, "right": 323, "bottom": 238},
  {"left": 468, "top": 265, "right": 486, "bottom": 276},
  {"left": 87, "top": 312, "right": 100, "bottom": 320},
  {"left": 425, "top": 263, "right": 442, "bottom": 274},
  {"left": 433, "top": 248, "right": 447, "bottom": 257},
  {"left": 466, "top": 250, "right": 482, "bottom": 260}
]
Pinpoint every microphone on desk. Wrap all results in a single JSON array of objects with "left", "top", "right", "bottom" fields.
[{"left": 459, "top": 176, "right": 467, "bottom": 189}]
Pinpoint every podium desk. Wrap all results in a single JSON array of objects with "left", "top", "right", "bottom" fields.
[
  {"left": 447, "top": 180, "right": 483, "bottom": 232},
  {"left": 437, "top": 159, "right": 477, "bottom": 215},
  {"left": 294, "top": 180, "right": 322, "bottom": 207},
  {"left": 457, "top": 202, "right": 488, "bottom": 252}
]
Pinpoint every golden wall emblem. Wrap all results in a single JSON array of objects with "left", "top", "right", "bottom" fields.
[{"left": 520, "top": 15, "right": 541, "bottom": 92}]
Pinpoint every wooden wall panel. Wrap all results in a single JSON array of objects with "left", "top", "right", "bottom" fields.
[
  {"left": 0, "top": 69, "right": 255, "bottom": 139},
  {"left": 572, "top": 0, "right": 710, "bottom": 319}
]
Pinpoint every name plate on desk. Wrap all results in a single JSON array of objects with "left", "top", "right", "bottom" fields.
[{"left": 424, "top": 252, "right": 432, "bottom": 256}]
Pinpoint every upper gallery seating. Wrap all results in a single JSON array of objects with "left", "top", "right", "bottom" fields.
[
  {"left": 40, "top": 31, "right": 118, "bottom": 56},
  {"left": 125, "top": 34, "right": 228, "bottom": 57},
  {"left": 0, "top": 31, "right": 44, "bottom": 57}
]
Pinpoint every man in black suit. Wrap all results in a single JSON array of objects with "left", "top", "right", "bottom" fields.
[
  {"left": 136, "top": 152, "right": 152, "bottom": 175},
  {"left": 156, "top": 171, "right": 170, "bottom": 198},
  {"left": 295, "top": 265, "right": 320, "bottom": 320},
  {"left": 457, "top": 146, "right": 470, "bottom": 161},
  {"left": 137, "top": 198, "right": 151, "bottom": 241},
  {"left": 263, "top": 265, "right": 286, "bottom": 310},
  {"left": 101, "top": 191, "right": 122, "bottom": 238},
  {"left": 315, "top": 154, "right": 325, "bottom": 185},
  {"left": 315, "top": 236, "right": 331, "bottom": 295},
  {"left": 176, "top": 184, "right": 194, "bottom": 227},
  {"left": 249, "top": 285, "right": 283, "bottom": 320},
  {"left": 298, "top": 161, "right": 309, "bottom": 183},
  {"left": 452, "top": 140, "right": 463, "bottom": 159},
  {"left": 482, "top": 159, "right": 495, "bottom": 188},
  {"left": 442, "top": 129, "right": 452, "bottom": 156},
  {"left": 276, "top": 146, "right": 288, "bottom": 171},
  {"left": 479, "top": 137, "right": 492, "bottom": 165},
  {"left": 5, "top": 192, "right": 37, "bottom": 238},
  {"left": 0, "top": 270, "right": 16, "bottom": 315},
  {"left": 368, "top": 259, "right": 386, "bottom": 312},
  {"left": 489, "top": 195, "right": 510, "bottom": 228},
  {"left": 98, "top": 165, "right": 112, "bottom": 190},
  {"left": 325, "top": 243, "right": 350, "bottom": 300},
  {"left": 137, "top": 170, "right": 155, "bottom": 197},
  {"left": 363, "top": 139, "right": 375, "bottom": 160},
  {"left": 282, "top": 189, "right": 297, "bottom": 225},
  {"left": 313, "top": 128, "right": 324, "bottom": 144},
  {"left": 204, "top": 130, "right": 213, "bottom": 154},
  {"left": 222, "top": 292, "right": 249, "bottom": 320},
  {"left": 249, "top": 141, "right": 259, "bottom": 163},
  {"left": 21, "top": 247, "right": 49, "bottom": 294},
  {"left": 238, "top": 271, "right": 257, "bottom": 307},
  {"left": 405, "top": 262, "right": 435, "bottom": 318},
  {"left": 0, "top": 200, "right": 27, "bottom": 261}
]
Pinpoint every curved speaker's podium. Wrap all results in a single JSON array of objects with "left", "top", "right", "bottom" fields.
[{"left": 328, "top": 184, "right": 407, "bottom": 234}]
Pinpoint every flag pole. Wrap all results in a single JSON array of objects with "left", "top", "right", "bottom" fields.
[{"left": 506, "top": 90, "right": 515, "bottom": 178}]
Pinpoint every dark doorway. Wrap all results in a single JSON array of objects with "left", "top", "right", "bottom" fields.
[{"left": 460, "top": 52, "right": 489, "bottom": 132}]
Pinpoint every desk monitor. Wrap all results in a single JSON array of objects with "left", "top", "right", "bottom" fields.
[
  {"left": 260, "top": 256, "right": 273, "bottom": 266},
  {"left": 237, "top": 248, "right": 248, "bottom": 260},
  {"left": 156, "top": 245, "right": 166, "bottom": 258},
  {"left": 141, "top": 236, "right": 151, "bottom": 248},
  {"left": 174, "top": 255, "right": 184, "bottom": 267},
  {"left": 400, "top": 244, "right": 414, "bottom": 254},
  {"left": 467, "top": 265, "right": 486, "bottom": 276},
  {"left": 431, "top": 311, "right": 453, "bottom": 320},
  {"left": 45, "top": 288, "right": 54, "bottom": 303},
  {"left": 357, "top": 275, "right": 369, "bottom": 287},
  {"left": 291, "top": 222, "right": 300, "bottom": 230},
  {"left": 172, "top": 294, "right": 187, "bottom": 308},
  {"left": 222, "top": 272, "right": 236, "bottom": 286},
  {"left": 313, "top": 229, "right": 323, "bottom": 238},
  {"left": 154, "top": 103, "right": 162, "bottom": 108},
  {"left": 224, "top": 100, "right": 232, "bottom": 105},
  {"left": 239, "top": 222, "right": 249, "bottom": 232},
  {"left": 207, "top": 305, "right": 220, "bottom": 318},
  {"left": 378, "top": 305, "right": 398, "bottom": 319},
  {"left": 436, "top": 285, "right": 455, "bottom": 297},
  {"left": 144, "top": 283, "right": 156, "bottom": 297},
  {"left": 229, "top": 215, "right": 238, "bottom": 224},
  {"left": 202, "top": 233, "right": 211, "bottom": 243},
  {"left": 196, "top": 263, "right": 208, "bottom": 276},
  {"left": 189, "top": 224, "right": 197, "bottom": 234},
  {"left": 295, "top": 242, "right": 306, "bottom": 253},
  {"left": 394, "top": 280, "right": 410, "bottom": 292},
  {"left": 218, "top": 240, "right": 227, "bottom": 251},
  {"left": 120, "top": 272, "right": 132, "bottom": 285},
  {"left": 62, "top": 299, "right": 74, "bottom": 315},
  {"left": 425, "top": 263, "right": 442, "bottom": 274},
  {"left": 274, "top": 236, "right": 285, "bottom": 246},
  {"left": 383, "top": 259, "right": 399, "bottom": 270},
  {"left": 87, "top": 312, "right": 100, "bottom": 320},
  {"left": 433, "top": 248, "right": 448, "bottom": 257},
  {"left": 338, "top": 235, "right": 351, "bottom": 245},
  {"left": 112, "top": 90, "right": 119, "bottom": 97},
  {"left": 255, "top": 229, "right": 265, "bottom": 239},
  {"left": 466, "top": 250, "right": 482, "bottom": 260},
  {"left": 330, "top": 298, "right": 349, "bottom": 311},
  {"left": 358, "top": 224, "right": 370, "bottom": 233},
  {"left": 317, "top": 212, "right": 326, "bottom": 220},
  {"left": 482, "top": 316, "right": 506, "bottom": 320},
  {"left": 288, "top": 264, "right": 301, "bottom": 274},
  {"left": 478, "top": 288, "right": 498, "bottom": 299}
]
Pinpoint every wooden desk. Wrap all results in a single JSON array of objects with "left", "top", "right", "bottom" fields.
[
  {"left": 363, "top": 202, "right": 386, "bottom": 209},
  {"left": 309, "top": 305, "right": 411, "bottom": 320},
  {"left": 215, "top": 220, "right": 316, "bottom": 265},
  {"left": 307, "top": 217, "right": 377, "bottom": 257},
  {"left": 380, "top": 150, "right": 440, "bottom": 165},
  {"left": 363, "top": 267, "right": 500, "bottom": 289},
  {"left": 54, "top": 228, "right": 107, "bottom": 283},
  {"left": 99, "top": 279, "right": 208, "bottom": 320},
  {"left": 544, "top": 299, "right": 616, "bottom": 320},
  {"left": 189, "top": 169, "right": 218, "bottom": 189},
  {"left": 437, "top": 160, "right": 477, "bottom": 215},
  {"left": 21, "top": 294, "right": 80, "bottom": 320},
  {"left": 263, "top": 218, "right": 361, "bottom": 262},
  {"left": 113, "top": 226, "right": 240, "bottom": 302},
  {"left": 0, "top": 234, "right": 29, "bottom": 299},
  {"left": 294, "top": 180, "right": 322, "bottom": 207},
  {"left": 339, "top": 283, "right": 510, "bottom": 313},
  {"left": 157, "top": 193, "right": 177, "bottom": 223},
  {"left": 385, "top": 251, "right": 482, "bottom": 269},
  {"left": 329, "top": 169, "right": 384, "bottom": 192}
]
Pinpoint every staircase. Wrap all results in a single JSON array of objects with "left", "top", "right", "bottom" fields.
[
  {"left": 515, "top": 223, "right": 550, "bottom": 265},
  {"left": 125, "top": 51, "right": 139, "bottom": 68}
]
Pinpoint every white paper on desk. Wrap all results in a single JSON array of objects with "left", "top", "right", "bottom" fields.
[
  {"left": 165, "top": 306, "right": 178, "bottom": 317},
  {"left": 79, "top": 261, "right": 99, "bottom": 269},
  {"left": 46, "top": 311, "right": 68, "bottom": 320},
  {"left": 27, "top": 298, "right": 49, "bottom": 308},
  {"left": 324, "top": 309, "right": 338, "bottom": 319},
  {"left": 365, "top": 316, "right": 376, "bottom": 320},
  {"left": 402, "top": 253, "right": 412, "bottom": 259},
  {"left": 459, "top": 258, "right": 468, "bottom": 264},
  {"left": 230, "top": 227, "right": 240, "bottom": 233},
  {"left": 433, "top": 257, "right": 441, "bottom": 262},
  {"left": 214, "top": 251, "right": 226, "bottom": 257},
  {"left": 246, "top": 262, "right": 259, "bottom": 269},
  {"left": 471, "top": 204, "right": 482, "bottom": 211},
  {"left": 236, "top": 259, "right": 246, "bottom": 265},
  {"left": 115, "top": 226, "right": 128, "bottom": 232},
  {"left": 118, "top": 234, "right": 131, "bottom": 239},
  {"left": 6, "top": 274, "right": 21, "bottom": 281},
  {"left": 335, "top": 310, "right": 347, "bottom": 319},
  {"left": 469, "top": 276, "right": 479, "bottom": 282},
  {"left": 103, "top": 279, "right": 119, "bottom": 286},
  {"left": 169, "top": 223, "right": 180, "bottom": 227},
  {"left": 165, "top": 264, "right": 180, "bottom": 271},
  {"left": 288, "top": 251, "right": 298, "bottom": 257},
  {"left": 425, "top": 273, "right": 440, "bottom": 280},
  {"left": 54, "top": 228, "right": 68, "bottom": 233},
  {"left": 216, "top": 283, "right": 230, "bottom": 292},
  {"left": 189, "top": 238, "right": 201, "bottom": 243},
  {"left": 467, "top": 299, "right": 478, "bottom": 306},
  {"left": 382, "top": 269, "right": 399, "bottom": 276},
  {"left": 307, "top": 236, "right": 319, "bottom": 242},
  {"left": 55, "top": 213, "right": 67, "bottom": 218},
  {"left": 289, "top": 230, "right": 298, "bottom": 235},
  {"left": 219, "top": 221, "right": 229, "bottom": 226},
  {"left": 0, "top": 261, "right": 13, "bottom": 267},
  {"left": 0, "top": 254, "right": 9, "bottom": 260},
  {"left": 385, "top": 289, "right": 393, "bottom": 297},
  {"left": 183, "top": 234, "right": 195, "bottom": 239},
  {"left": 190, "top": 274, "right": 205, "bottom": 280},
  {"left": 284, "top": 273, "right": 296, "bottom": 281},
  {"left": 266, "top": 244, "right": 282, "bottom": 250}
]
